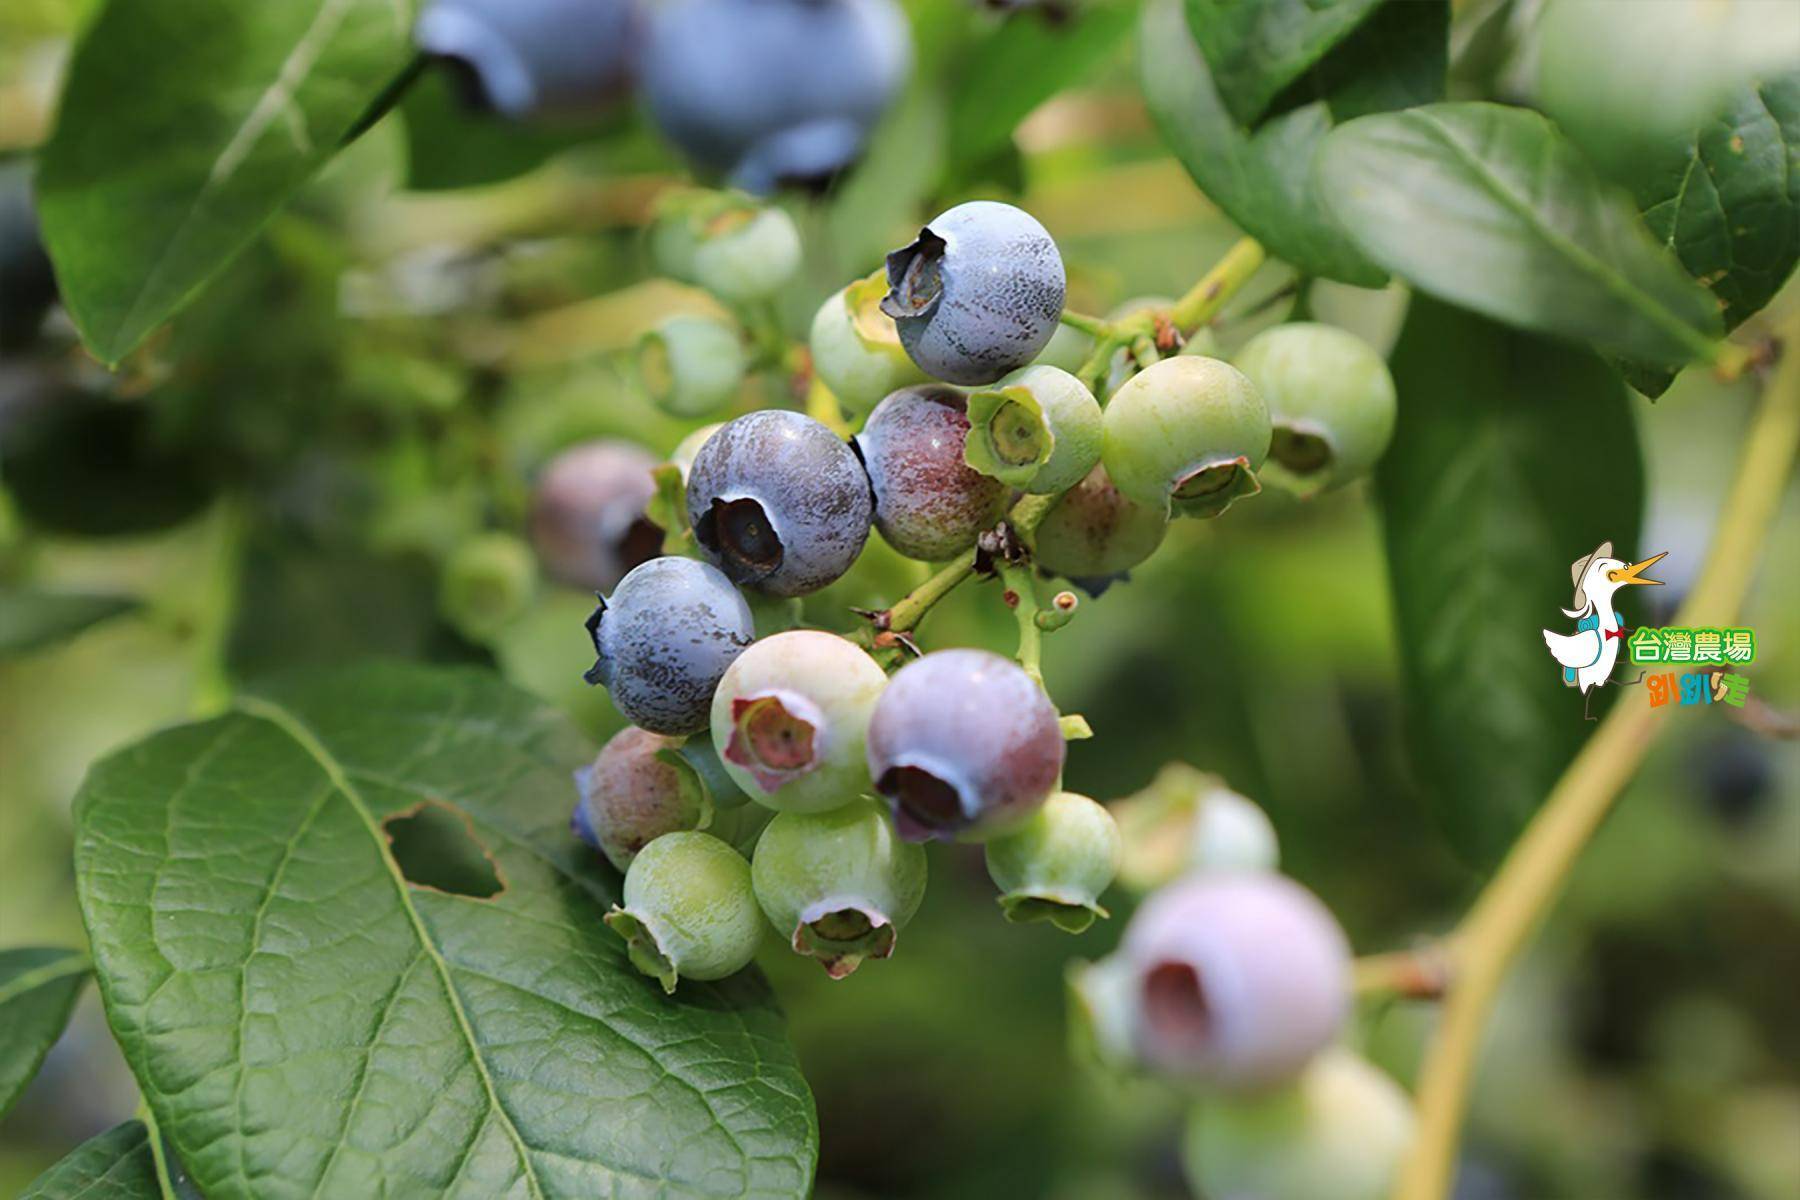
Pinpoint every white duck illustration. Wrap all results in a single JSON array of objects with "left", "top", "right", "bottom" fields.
[{"left": 1542, "top": 541, "right": 1666, "bottom": 720}]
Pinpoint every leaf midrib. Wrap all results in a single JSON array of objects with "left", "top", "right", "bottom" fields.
[
  {"left": 1408, "top": 107, "right": 1718, "bottom": 360},
  {"left": 0, "top": 952, "right": 91, "bottom": 1009},
  {"left": 234, "top": 695, "right": 548, "bottom": 1200}
]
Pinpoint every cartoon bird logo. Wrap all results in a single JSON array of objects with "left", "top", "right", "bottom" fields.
[{"left": 1542, "top": 541, "right": 1666, "bottom": 720}]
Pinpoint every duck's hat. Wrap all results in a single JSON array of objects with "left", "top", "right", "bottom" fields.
[{"left": 1569, "top": 540, "right": 1612, "bottom": 610}]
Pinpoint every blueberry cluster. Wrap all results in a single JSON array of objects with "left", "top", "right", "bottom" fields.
[{"left": 415, "top": 0, "right": 911, "bottom": 192}]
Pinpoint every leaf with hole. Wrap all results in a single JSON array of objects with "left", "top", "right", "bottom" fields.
[
  {"left": 0, "top": 590, "right": 139, "bottom": 659},
  {"left": 36, "top": 0, "right": 424, "bottom": 365},
  {"left": 1185, "top": 0, "right": 1386, "bottom": 126},
  {"left": 0, "top": 947, "right": 90, "bottom": 1118},
  {"left": 1378, "top": 296, "right": 1644, "bottom": 865},
  {"left": 74, "top": 663, "right": 817, "bottom": 1199},
  {"left": 1318, "top": 102, "right": 1725, "bottom": 366},
  {"left": 1140, "top": 0, "right": 1446, "bottom": 287}
]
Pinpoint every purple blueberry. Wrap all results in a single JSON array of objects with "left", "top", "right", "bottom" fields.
[
  {"left": 528, "top": 440, "right": 662, "bottom": 592},
  {"left": 881, "top": 201, "right": 1066, "bottom": 386},
  {"left": 856, "top": 386, "right": 1007, "bottom": 561},
  {"left": 639, "top": 0, "right": 911, "bottom": 193},
  {"left": 686, "top": 410, "right": 874, "bottom": 596},
  {"left": 866, "top": 649, "right": 1065, "bottom": 842},
  {"left": 415, "top": 0, "right": 640, "bottom": 118},
  {"left": 571, "top": 726, "right": 710, "bottom": 872},
  {"left": 1122, "top": 872, "right": 1351, "bottom": 1090},
  {"left": 583, "top": 556, "right": 755, "bottom": 735}
]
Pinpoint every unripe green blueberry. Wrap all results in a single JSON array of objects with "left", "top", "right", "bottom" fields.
[
  {"left": 808, "top": 269, "right": 929, "bottom": 418},
  {"left": 963, "top": 365, "right": 1101, "bottom": 494},
  {"left": 1233, "top": 322, "right": 1396, "bottom": 498},
  {"left": 1122, "top": 872, "right": 1350, "bottom": 1090},
  {"left": 439, "top": 532, "right": 537, "bottom": 641},
  {"left": 572, "top": 726, "right": 712, "bottom": 872},
  {"left": 1181, "top": 1049, "right": 1415, "bottom": 1200},
  {"left": 647, "top": 192, "right": 707, "bottom": 283},
  {"left": 670, "top": 423, "right": 725, "bottom": 481},
  {"left": 1032, "top": 462, "right": 1168, "bottom": 592},
  {"left": 636, "top": 315, "right": 746, "bottom": 417},
  {"left": 1113, "top": 764, "right": 1279, "bottom": 893},
  {"left": 1066, "top": 954, "right": 1140, "bottom": 1073},
  {"left": 711, "top": 630, "right": 888, "bottom": 813},
  {"left": 604, "top": 831, "right": 764, "bottom": 993},
  {"left": 751, "top": 797, "right": 927, "bottom": 978},
  {"left": 692, "top": 203, "right": 802, "bottom": 303},
  {"left": 1033, "top": 321, "right": 1093, "bottom": 373},
  {"left": 984, "top": 791, "right": 1121, "bottom": 933},
  {"left": 1101, "top": 356, "right": 1271, "bottom": 520}
]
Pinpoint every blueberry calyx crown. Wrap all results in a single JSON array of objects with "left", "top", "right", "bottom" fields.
[
  {"left": 879, "top": 227, "right": 948, "bottom": 321},
  {"left": 696, "top": 495, "right": 785, "bottom": 578},
  {"left": 581, "top": 595, "right": 609, "bottom": 686}
]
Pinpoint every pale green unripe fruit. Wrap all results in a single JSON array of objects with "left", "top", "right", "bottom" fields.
[
  {"left": 669, "top": 423, "right": 725, "bottom": 482},
  {"left": 808, "top": 270, "right": 928, "bottom": 418},
  {"left": 711, "top": 630, "right": 888, "bottom": 813},
  {"left": 605, "top": 831, "right": 763, "bottom": 993},
  {"left": 439, "top": 532, "right": 536, "bottom": 641},
  {"left": 636, "top": 315, "right": 746, "bottom": 417},
  {"left": 692, "top": 205, "right": 801, "bottom": 303},
  {"left": 1113, "top": 764, "right": 1278, "bottom": 893},
  {"left": 984, "top": 791, "right": 1121, "bottom": 933},
  {"left": 1033, "top": 321, "right": 1093, "bottom": 373},
  {"left": 751, "top": 798, "right": 927, "bottom": 978},
  {"left": 1233, "top": 322, "right": 1396, "bottom": 498},
  {"left": 1181, "top": 1049, "right": 1415, "bottom": 1200},
  {"left": 1066, "top": 954, "right": 1140, "bottom": 1073},
  {"left": 964, "top": 365, "right": 1102, "bottom": 494},
  {"left": 1101, "top": 356, "right": 1271, "bottom": 519}
]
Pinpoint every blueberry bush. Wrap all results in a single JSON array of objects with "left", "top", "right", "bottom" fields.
[{"left": 2, "top": 1, "right": 1797, "bottom": 1198}]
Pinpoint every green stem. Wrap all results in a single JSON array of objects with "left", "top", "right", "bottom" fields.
[
  {"left": 189, "top": 500, "right": 246, "bottom": 718},
  {"left": 137, "top": 1101, "right": 181, "bottom": 1200},
  {"left": 881, "top": 493, "right": 1059, "bottom": 635},
  {"left": 1169, "top": 237, "right": 1266, "bottom": 332},
  {"left": 998, "top": 562, "right": 1045, "bottom": 689},
  {"left": 1058, "top": 309, "right": 1111, "bottom": 337},
  {"left": 1393, "top": 316, "right": 1800, "bottom": 1200}
]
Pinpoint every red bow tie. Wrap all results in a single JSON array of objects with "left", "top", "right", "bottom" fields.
[{"left": 1604, "top": 627, "right": 1627, "bottom": 641}]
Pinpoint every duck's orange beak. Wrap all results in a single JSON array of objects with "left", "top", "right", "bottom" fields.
[{"left": 1608, "top": 551, "right": 1666, "bottom": 586}]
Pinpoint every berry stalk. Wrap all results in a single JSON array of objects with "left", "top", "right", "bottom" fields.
[{"left": 1393, "top": 321, "right": 1800, "bottom": 1200}]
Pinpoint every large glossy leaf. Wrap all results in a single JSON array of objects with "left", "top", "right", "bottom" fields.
[
  {"left": 1618, "top": 72, "right": 1800, "bottom": 397},
  {"left": 0, "top": 947, "right": 90, "bottom": 1117},
  {"left": 1185, "top": 0, "right": 1385, "bottom": 126},
  {"left": 1379, "top": 297, "right": 1644, "bottom": 864},
  {"left": 946, "top": 0, "right": 1138, "bottom": 175},
  {"left": 1140, "top": 0, "right": 1446, "bottom": 286},
  {"left": 36, "top": 0, "right": 422, "bottom": 365},
  {"left": 1319, "top": 103, "right": 1725, "bottom": 366},
  {"left": 74, "top": 663, "right": 816, "bottom": 1199},
  {"left": 20, "top": 1122, "right": 161, "bottom": 1200},
  {"left": 0, "top": 590, "right": 139, "bottom": 658}
]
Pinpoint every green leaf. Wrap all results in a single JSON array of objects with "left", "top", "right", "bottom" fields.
[
  {"left": 946, "top": 1, "right": 1138, "bottom": 174},
  {"left": 36, "top": 0, "right": 423, "bottom": 365},
  {"left": 74, "top": 663, "right": 817, "bottom": 1199},
  {"left": 1185, "top": 0, "right": 1385, "bottom": 126},
  {"left": 1378, "top": 296, "right": 1644, "bottom": 864},
  {"left": 0, "top": 590, "right": 139, "bottom": 658},
  {"left": 399, "top": 67, "right": 631, "bottom": 192},
  {"left": 1616, "top": 72, "right": 1800, "bottom": 397},
  {"left": 1139, "top": 0, "right": 1446, "bottom": 287},
  {"left": 1319, "top": 102, "right": 1725, "bottom": 366},
  {"left": 0, "top": 947, "right": 90, "bottom": 1118},
  {"left": 20, "top": 1122, "right": 161, "bottom": 1200}
]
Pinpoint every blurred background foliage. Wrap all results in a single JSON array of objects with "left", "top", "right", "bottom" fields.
[{"left": 1, "top": 0, "right": 1797, "bottom": 1197}]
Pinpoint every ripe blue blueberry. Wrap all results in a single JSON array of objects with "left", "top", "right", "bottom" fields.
[
  {"left": 686, "top": 410, "right": 874, "bottom": 596},
  {"left": 1122, "top": 872, "right": 1350, "bottom": 1090},
  {"left": 855, "top": 385, "right": 1007, "bottom": 562},
  {"left": 583, "top": 556, "right": 755, "bottom": 735},
  {"left": 605, "top": 831, "right": 764, "bottom": 992},
  {"left": 1031, "top": 462, "right": 1168, "bottom": 591},
  {"left": 1101, "top": 356, "right": 1271, "bottom": 519},
  {"left": 710, "top": 630, "right": 888, "bottom": 813},
  {"left": 882, "top": 201, "right": 1066, "bottom": 385},
  {"left": 984, "top": 791, "right": 1121, "bottom": 933},
  {"left": 572, "top": 726, "right": 712, "bottom": 872},
  {"left": 639, "top": 0, "right": 911, "bottom": 193},
  {"left": 866, "top": 648, "right": 1065, "bottom": 842},
  {"left": 751, "top": 797, "right": 927, "bottom": 978},
  {"left": 809, "top": 270, "right": 929, "bottom": 418},
  {"left": 528, "top": 440, "right": 661, "bottom": 592},
  {"left": 636, "top": 314, "right": 746, "bottom": 417},
  {"left": 415, "top": 0, "right": 639, "bottom": 118},
  {"left": 963, "top": 365, "right": 1102, "bottom": 494},
  {"left": 1233, "top": 322, "right": 1396, "bottom": 498},
  {"left": 1181, "top": 1049, "right": 1415, "bottom": 1200}
]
